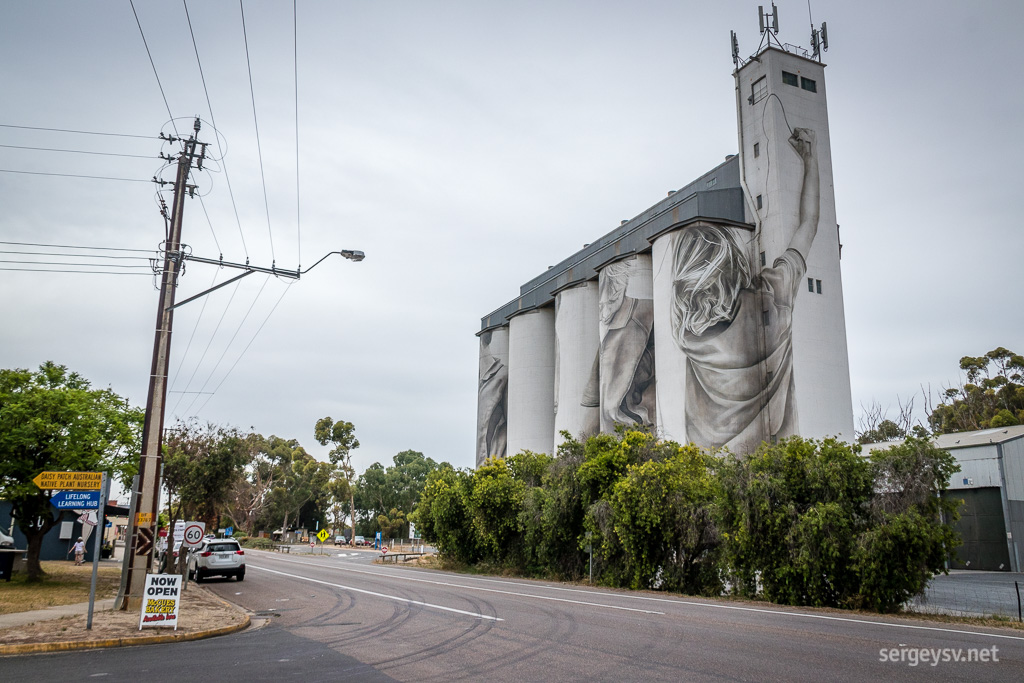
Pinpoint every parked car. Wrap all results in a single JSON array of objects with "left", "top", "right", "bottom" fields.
[
  {"left": 188, "top": 538, "right": 245, "bottom": 582},
  {"left": 353, "top": 535, "right": 366, "bottom": 546},
  {"left": 334, "top": 535, "right": 349, "bottom": 546}
]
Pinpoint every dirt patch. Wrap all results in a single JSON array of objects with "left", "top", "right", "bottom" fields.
[
  {"left": 0, "top": 584, "right": 246, "bottom": 646},
  {"left": 0, "top": 562, "right": 120, "bottom": 615}
]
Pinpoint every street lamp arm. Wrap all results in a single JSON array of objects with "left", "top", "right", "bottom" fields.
[{"left": 300, "top": 249, "right": 366, "bottom": 274}]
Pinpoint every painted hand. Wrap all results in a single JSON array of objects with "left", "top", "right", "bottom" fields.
[{"left": 788, "top": 127, "right": 816, "bottom": 160}]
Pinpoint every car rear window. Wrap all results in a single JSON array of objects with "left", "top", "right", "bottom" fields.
[{"left": 208, "top": 543, "right": 239, "bottom": 552}]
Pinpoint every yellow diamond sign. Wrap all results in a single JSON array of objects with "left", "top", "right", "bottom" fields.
[
  {"left": 32, "top": 471, "right": 101, "bottom": 491},
  {"left": 316, "top": 528, "right": 330, "bottom": 543}
]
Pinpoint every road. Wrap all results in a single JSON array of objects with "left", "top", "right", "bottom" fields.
[{"left": 2, "top": 549, "right": 1023, "bottom": 681}]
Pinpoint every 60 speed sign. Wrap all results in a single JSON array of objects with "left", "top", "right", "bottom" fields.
[{"left": 183, "top": 522, "right": 206, "bottom": 547}]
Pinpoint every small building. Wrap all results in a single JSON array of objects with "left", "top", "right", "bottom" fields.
[
  {"left": 934, "top": 425, "right": 1024, "bottom": 572},
  {"left": 864, "top": 425, "right": 1024, "bottom": 572}
]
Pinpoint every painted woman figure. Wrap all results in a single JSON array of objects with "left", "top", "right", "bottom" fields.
[
  {"left": 476, "top": 330, "right": 508, "bottom": 465},
  {"left": 594, "top": 256, "right": 656, "bottom": 432},
  {"left": 671, "top": 127, "right": 818, "bottom": 452}
]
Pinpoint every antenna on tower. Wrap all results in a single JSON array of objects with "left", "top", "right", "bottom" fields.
[
  {"left": 731, "top": 30, "right": 740, "bottom": 68},
  {"left": 759, "top": 4, "right": 779, "bottom": 35},
  {"left": 811, "top": 21, "right": 829, "bottom": 61}
]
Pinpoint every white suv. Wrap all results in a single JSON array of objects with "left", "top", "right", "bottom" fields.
[{"left": 188, "top": 539, "right": 245, "bottom": 582}]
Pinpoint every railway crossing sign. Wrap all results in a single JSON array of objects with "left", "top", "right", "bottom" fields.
[{"left": 316, "top": 528, "right": 330, "bottom": 543}]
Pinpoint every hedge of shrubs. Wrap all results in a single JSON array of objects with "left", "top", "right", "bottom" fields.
[{"left": 415, "top": 429, "right": 960, "bottom": 612}]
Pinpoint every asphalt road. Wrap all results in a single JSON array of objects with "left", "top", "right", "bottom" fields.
[{"left": 2, "top": 549, "right": 1023, "bottom": 682}]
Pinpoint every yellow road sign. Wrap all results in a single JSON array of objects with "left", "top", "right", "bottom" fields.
[
  {"left": 32, "top": 471, "right": 101, "bottom": 491},
  {"left": 316, "top": 528, "right": 330, "bottom": 543}
]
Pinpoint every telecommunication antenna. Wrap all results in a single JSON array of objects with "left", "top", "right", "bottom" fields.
[
  {"left": 759, "top": 4, "right": 780, "bottom": 35},
  {"left": 730, "top": 30, "right": 740, "bottom": 68},
  {"left": 811, "top": 21, "right": 829, "bottom": 61}
]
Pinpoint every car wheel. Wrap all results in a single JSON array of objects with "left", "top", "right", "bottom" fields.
[
  {"left": 195, "top": 569, "right": 204, "bottom": 583},
  {"left": 236, "top": 570, "right": 245, "bottom": 581}
]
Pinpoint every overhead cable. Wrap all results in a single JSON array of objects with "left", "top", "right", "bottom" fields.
[
  {"left": 129, "top": 0, "right": 179, "bottom": 138},
  {"left": 0, "top": 124, "right": 154, "bottom": 139},
  {"left": 0, "top": 143, "right": 155, "bottom": 159},
  {"left": 183, "top": 0, "right": 248, "bottom": 258},
  {"left": 239, "top": 0, "right": 276, "bottom": 263},
  {"left": 0, "top": 169, "right": 150, "bottom": 182}
]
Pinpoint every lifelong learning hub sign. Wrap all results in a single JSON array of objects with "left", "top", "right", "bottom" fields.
[{"left": 139, "top": 574, "right": 181, "bottom": 630}]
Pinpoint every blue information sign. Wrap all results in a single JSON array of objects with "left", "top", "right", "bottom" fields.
[{"left": 50, "top": 490, "right": 101, "bottom": 510}]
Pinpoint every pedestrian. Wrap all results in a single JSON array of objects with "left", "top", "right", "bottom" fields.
[{"left": 69, "top": 537, "right": 85, "bottom": 566}]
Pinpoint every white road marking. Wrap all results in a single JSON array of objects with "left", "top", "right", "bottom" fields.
[
  {"left": 252, "top": 553, "right": 663, "bottom": 615},
  {"left": 250, "top": 550, "right": 1024, "bottom": 642},
  {"left": 249, "top": 565, "right": 503, "bottom": 621}
]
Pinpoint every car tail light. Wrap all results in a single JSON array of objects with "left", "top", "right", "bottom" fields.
[
  {"left": 235, "top": 550, "right": 244, "bottom": 555},
  {"left": 200, "top": 551, "right": 212, "bottom": 557}
]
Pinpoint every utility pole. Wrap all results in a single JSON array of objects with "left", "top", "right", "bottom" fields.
[{"left": 121, "top": 118, "right": 206, "bottom": 609}]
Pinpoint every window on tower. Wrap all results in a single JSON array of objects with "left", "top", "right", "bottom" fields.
[
  {"left": 751, "top": 76, "right": 767, "bottom": 103},
  {"left": 801, "top": 76, "right": 817, "bottom": 93},
  {"left": 782, "top": 71, "right": 798, "bottom": 87}
]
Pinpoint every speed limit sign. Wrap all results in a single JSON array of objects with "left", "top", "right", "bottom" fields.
[{"left": 183, "top": 522, "right": 206, "bottom": 548}]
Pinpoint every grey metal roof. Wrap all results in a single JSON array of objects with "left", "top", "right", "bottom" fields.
[
  {"left": 480, "top": 155, "right": 751, "bottom": 332},
  {"left": 933, "top": 425, "right": 1024, "bottom": 449}
]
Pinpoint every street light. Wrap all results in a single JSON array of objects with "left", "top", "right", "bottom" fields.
[{"left": 340, "top": 250, "right": 365, "bottom": 262}]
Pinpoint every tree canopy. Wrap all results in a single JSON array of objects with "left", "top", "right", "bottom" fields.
[
  {"left": 0, "top": 362, "right": 142, "bottom": 579},
  {"left": 929, "top": 347, "right": 1024, "bottom": 434}
]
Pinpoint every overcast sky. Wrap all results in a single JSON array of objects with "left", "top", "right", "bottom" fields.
[{"left": 2, "top": 1, "right": 1021, "bottom": 477}]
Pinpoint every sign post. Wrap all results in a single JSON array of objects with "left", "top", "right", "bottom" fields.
[
  {"left": 316, "top": 528, "right": 329, "bottom": 555},
  {"left": 139, "top": 574, "right": 181, "bottom": 630},
  {"left": 86, "top": 472, "right": 110, "bottom": 629}
]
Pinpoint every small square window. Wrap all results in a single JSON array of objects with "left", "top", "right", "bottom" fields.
[
  {"left": 756, "top": 194, "right": 763, "bottom": 210},
  {"left": 801, "top": 77, "right": 817, "bottom": 93},
  {"left": 706, "top": 176, "right": 717, "bottom": 189},
  {"left": 782, "top": 71, "right": 798, "bottom": 87},
  {"left": 808, "top": 278, "right": 814, "bottom": 293},
  {"left": 751, "top": 76, "right": 768, "bottom": 103},
  {"left": 816, "top": 279, "right": 822, "bottom": 294},
  {"left": 753, "top": 142, "right": 760, "bottom": 158},
  {"left": 760, "top": 251, "right": 766, "bottom": 267}
]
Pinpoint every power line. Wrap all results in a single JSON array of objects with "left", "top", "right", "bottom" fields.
[
  {"left": 129, "top": 0, "right": 179, "bottom": 138},
  {"left": 294, "top": 0, "right": 301, "bottom": 270},
  {"left": 0, "top": 249, "right": 150, "bottom": 260},
  {"left": 180, "top": 274, "right": 271, "bottom": 417},
  {"left": 195, "top": 279, "right": 294, "bottom": 417},
  {"left": 169, "top": 276, "right": 244, "bottom": 418},
  {"left": 0, "top": 259, "right": 150, "bottom": 268},
  {"left": 0, "top": 169, "right": 151, "bottom": 183},
  {"left": 197, "top": 195, "right": 223, "bottom": 255},
  {"left": 0, "top": 240, "right": 154, "bottom": 253},
  {"left": 169, "top": 269, "right": 220, "bottom": 394},
  {"left": 0, "top": 143, "right": 155, "bottom": 159},
  {"left": 239, "top": 0, "right": 276, "bottom": 263},
  {"left": 0, "top": 124, "right": 154, "bottom": 139},
  {"left": 0, "top": 267, "right": 151, "bottom": 275},
  {"left": 183, "top": 0, "right": 248, "bottom": 258}
]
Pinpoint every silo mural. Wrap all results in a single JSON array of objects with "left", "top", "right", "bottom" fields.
[
  {"left": 664, "top": 127, "right": 819, "bottom": 452},
  {"left": 594, "top": 254, "right": 656, "bottom": 433},
  {"left": 476, "top": 327, "right": 509, "bottom": 466}
]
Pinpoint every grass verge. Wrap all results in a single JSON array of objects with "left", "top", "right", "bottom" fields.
[{"left": 0, "top": 561, "right": 120, "bottom": 615}]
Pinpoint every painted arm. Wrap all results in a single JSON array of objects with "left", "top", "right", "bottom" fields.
[{"left": 787, "top": 127, "right": 819, "bottom": 259}]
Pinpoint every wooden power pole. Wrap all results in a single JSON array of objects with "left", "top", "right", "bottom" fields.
[{"left": 121, "top": 118, "right": 207, "bottom": 609}]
